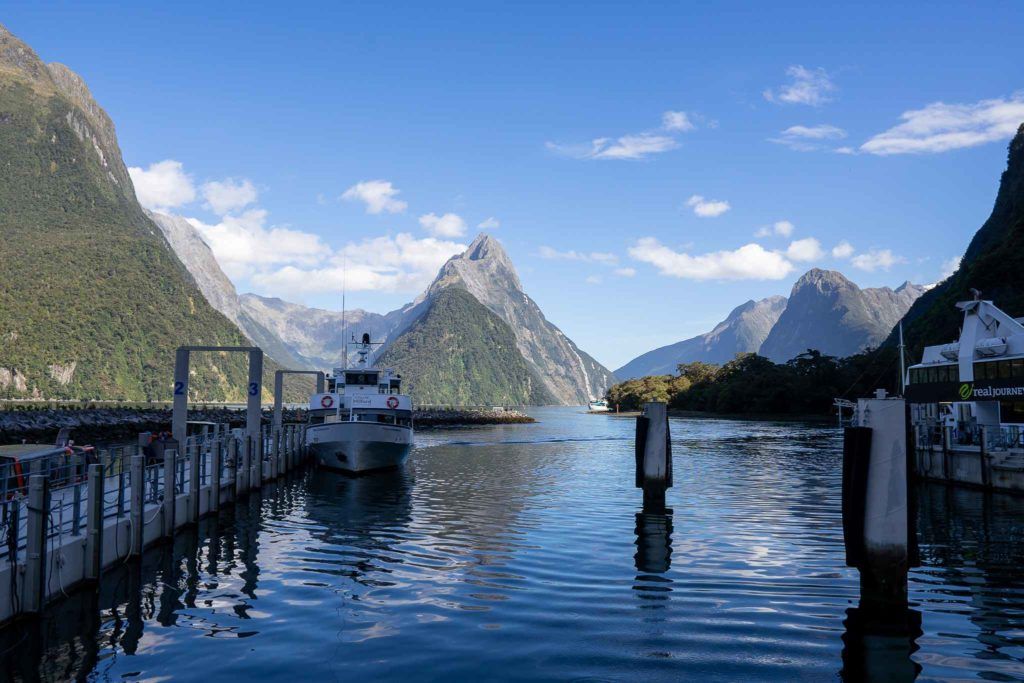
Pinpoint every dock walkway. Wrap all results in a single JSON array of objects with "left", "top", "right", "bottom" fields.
[{"left": 0, "top": 423, "right": 309, "bottom": 625}]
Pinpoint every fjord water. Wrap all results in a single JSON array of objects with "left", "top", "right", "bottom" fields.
[{"left": 4, "top": 408, "right": 1024, "bottom": 681}]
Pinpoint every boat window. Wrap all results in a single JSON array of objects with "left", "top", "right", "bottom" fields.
[
  {"left": 376, "top": 414, "right": 396, "bottom": 425},
  {"left": 345, "top": 372, "right": 379, "bottom": 386},
  {"left": 1013, "top": 359, "right": 1024, "bottom": 378},
  {"left": 999, "top": 360, "right": 1012, "bottom": 379},
  {"left": 937, "top": 366, "right": 949, "bottom": 383},
  {"left": 396, "top": 417, "right": 412, "bottom": 427}
]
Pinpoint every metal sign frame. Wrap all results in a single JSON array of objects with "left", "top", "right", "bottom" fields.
[
  {"left": 172, "top": 346, "right": 264, "bottom": 446},
  {"left": 273, "top": 369, "right": 325, "bottom": 430}
]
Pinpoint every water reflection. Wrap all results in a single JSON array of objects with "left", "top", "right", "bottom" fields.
[
  {"left": 841, "top": 603, "right": 922, "bottom": 682},
  {"left": 634, "top": 509, "right": 673, "bottom": 575},
  {"left": 1, "top": 413, "right": 1024, "bottom": 681}
]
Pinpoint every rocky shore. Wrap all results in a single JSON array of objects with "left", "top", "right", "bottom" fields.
[{"left": 0, "top": 405, "right": 535, "bottom": 445}]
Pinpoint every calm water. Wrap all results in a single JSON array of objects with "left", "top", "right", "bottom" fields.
[{"left": 3, "top": 407, "right": 1024, "bottom": 681}]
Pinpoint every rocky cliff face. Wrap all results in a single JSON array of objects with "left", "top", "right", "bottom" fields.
[
  {"left": 238, "top": 294, "right": 400, "bottom": 369},
  {"left": 616, "top": 296, "right": 787, "bottom": 379},
  {"left": 896, "top": 124, "right": 1024, "bottom": 352},
  {"left": 147, "top": 210, "right": 243, "bottom": 324},
  {"left": 393, "top": 234, "right": 615, "bottom": 404},
  {"left": 759, "top": 269, "right": 925, "bottom": 363}
]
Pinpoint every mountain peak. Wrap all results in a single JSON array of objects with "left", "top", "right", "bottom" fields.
[
  {"left": 463, "top": 233, "right": 508, "bottom": 263},
  {"left": 0, "top": 23, "right": 52, "bottom": 89},
  {"left": 794, "top": 268, "right": 852, "bottom": 290}
]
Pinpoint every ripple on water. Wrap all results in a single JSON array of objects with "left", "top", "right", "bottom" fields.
[{"left": 3, "top": 407, "right": 1024, "bottom": 681}]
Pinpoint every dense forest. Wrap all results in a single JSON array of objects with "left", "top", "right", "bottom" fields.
[
  {"left": 378, "top": 287, "right": 553, "bottom": 406},
  {"left": 606, "top": 348, "right": 901, "bottom": 416}
]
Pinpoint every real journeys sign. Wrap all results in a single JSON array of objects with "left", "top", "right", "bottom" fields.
[{"left": 906, "top": 380, "right": 1024, "bottom": 403}]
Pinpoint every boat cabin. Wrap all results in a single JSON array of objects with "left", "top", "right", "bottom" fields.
[
  {"left": 906, "top": 298, "right": 1024, "bottom": 446},
  {"left": 306, "top": 332, "right": 413, "bottom": 428}
]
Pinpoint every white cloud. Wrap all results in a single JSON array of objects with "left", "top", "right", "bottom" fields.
[
  {"left": 785, "top": 237, "right": 825, "bottom": 262},
  {"left": 763, "top": 65, "right": 836, "bottom": 106},
  {"left": 547, "top": 134, "right": 679, "bottom": 160},
  {"left": 831, "top": 240, "right": 855, "bottom": 259},
  {"left": 128, "top": 160, "right": 196, "bottom": 211},
  {"left": 686, "top": 194, "right": 731, "bottom": 218},
  {"left": 419, "top": 212, "right": 467, "bottom": 238},
  {"left": 629, "top": 238, "right": 794, "bottom": 281},
  {"left": 662, "top": 110, "right": 695, "bottom": 132},
  {"left": 185, "top": 209, "right": 326, "bottom": 280},
  {"left": 478, "top": 216, "right": 500, "bottom": 230},
  {"left": 201, "top": 177, "right": 258, "bottom": 215},
  {"left": 341, "top": 180, "right": 407, "bottom": 214},
  {"left": 769, "top": 124, "right": 847, "bottom": 151},
  {"left": 538, "top": 246, "right": 618, "bottom": 264},
  {"left": 860, "top": 94, "right": 1024, "bottom": 155},
  {"left": 851, "top": 249, "right": 906, "bottom": 272},
  {"left": 252, "top": 233, "right": 465, "bottom": 296},
  {"left": 614, "top": 267, "right": 636, "bottom": 277},
  {"left": 755, "top": 220, "right": 795, "bottom": 238},
  {"left": 585, "top": 275, "right": 603, "bottom": 285},
  {"left": 940, "top": 255, "right": 962, "bottom": 279}
]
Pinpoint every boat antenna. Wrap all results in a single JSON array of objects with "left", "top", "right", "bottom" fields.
[
  {"left": 898, "top": 320, "right": 906, "bottom": 396},
  {"left": 341, "top": 254, "right": 347, "bottom": 370}
]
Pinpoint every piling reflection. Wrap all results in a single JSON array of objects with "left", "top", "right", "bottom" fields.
[
  {"left": 634, "top": 509, "right": 673, "bottom": 575},
  {"left": 841, "top": 602, "right": 922, "bottom": 681},
  {"left": 633, "top": 507, "right": 673, "bottom": 611}
]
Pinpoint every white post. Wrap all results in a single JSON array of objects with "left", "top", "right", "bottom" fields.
[
  {"left": 188, "top": 440, "right": 200, "bottom": 524},
  {"left": 210, "top": 438, "right": 222, "bottom": 514},
  {"left": 85, "top": 464, "right": 104, "bottom": 581},
  {"left": 163, "top": 448, "right": 176, "bottom": 538},
  {"left": 848, "top": 397, "right": 911, "bottom": 607},
  {"left": 130, "top": 454, "right": 144, "bottom": 558},
  {"left": 23, "top": 475, "right": 50, "bottom": 613}
]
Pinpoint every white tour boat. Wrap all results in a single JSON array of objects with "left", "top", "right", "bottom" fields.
[
  {"left": 588, "top": 399, "right": 610, "bottom": 412},
  {"left": 305, "top": 333, "right": 414, "bottom": 473}
]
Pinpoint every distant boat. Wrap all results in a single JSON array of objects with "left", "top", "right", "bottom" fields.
[
  {"left": 588, "top": 399, "right": 610, "bottom": 412},
  {"left": 305, "top": 333, "right": 414, "bottom": 473}
]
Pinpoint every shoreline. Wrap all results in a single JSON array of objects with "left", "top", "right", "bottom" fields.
[
  {"left": 0, "top": 405, "right": 535, "bottom": 445},
  {"left": 594, "top": 408, "right": 833, "bottom": 424}
]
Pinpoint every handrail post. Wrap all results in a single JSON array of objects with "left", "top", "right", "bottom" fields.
[{"left": 85, "top": 463, "right": 104, "bottom": 582}]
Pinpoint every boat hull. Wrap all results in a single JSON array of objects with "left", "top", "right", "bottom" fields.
[{"left": 305, "top": 421, "right": 413, "bottom": 473}]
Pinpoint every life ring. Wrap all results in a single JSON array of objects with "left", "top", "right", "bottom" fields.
[
  {"left": 321, "top": 395, "right": 335, "bottom": 409},
  {"left": 386, "top": 396, "right": 399, "bottom": 409}
]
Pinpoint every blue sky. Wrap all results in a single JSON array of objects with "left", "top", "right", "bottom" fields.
[{"left": 6, "top": 2, "right": 1023, "bottom": 369}]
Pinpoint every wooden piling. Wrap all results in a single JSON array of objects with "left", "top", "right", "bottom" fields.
[{"left": 85, "top": 463, "right": 104, "bottom": 582}]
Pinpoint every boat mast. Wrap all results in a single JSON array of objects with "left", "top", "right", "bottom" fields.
[{"left": 341, "top": 255, "right": 347, "bottom": 371}]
